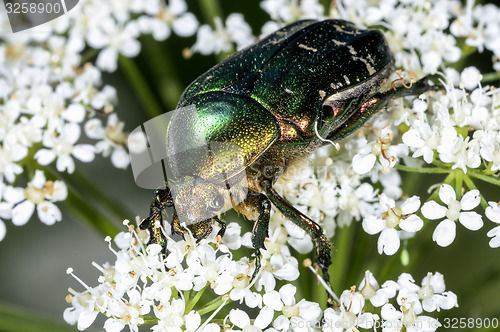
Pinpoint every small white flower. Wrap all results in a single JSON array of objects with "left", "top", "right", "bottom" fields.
[
  {"left": 35, "top": 123, "right": 95, "bottom": 173},
  {"left": 460, "top": 66, "right": 482, "bottom": 90},
  {"left": 417, "top": 272, "right": 458, "bottom": 312},
  {"left": 87, "top": 19, "right": 141, "bottom": 72},
  {"left": 0, "top": 143, "right": 27, "bottom": 183},
  {"left": 10, "top": 170, "right": 67, "bottom": 226},
  {"left": 229, "top": 307, "right": 274, "bottom": 331},
  {"left": 340, "top": 287, "right": 365, "bottom": 315},
  {"left": 421, "top": 184, "right": 483, "bottom": 247},
  {"left": 359, "top": 270, "right": 399, "bottom": 307},
  {"left": 136, "top": 0, "right": 198, "bottom": 41},
  {"left": 192, "top": 14, "right": 254, "bottom": 55},
  {"left": 485, "top": 201, "right": 500, "bottom": 248},
  {"left": 272, "top": 284, "right": 322, "bottom": 331},
  {"left": 85, "top": 114, "right": 130, "bottom": 169},
  {"left": 363, "top": 195, "right": 423, "bottom": 255},
  {"left": 402, "top": 121, "right": 439, "bottom": 164}
]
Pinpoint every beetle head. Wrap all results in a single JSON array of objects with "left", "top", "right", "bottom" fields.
[{"left": 171, "top": 176, "right": 229, "bottom": 226}]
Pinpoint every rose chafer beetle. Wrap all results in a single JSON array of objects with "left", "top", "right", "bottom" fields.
[{"left": 139, "top": 19, "right": 436, "bottom": 306}]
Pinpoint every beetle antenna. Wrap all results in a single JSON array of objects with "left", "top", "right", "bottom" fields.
[{"left": 314, "top": 121, "right": 340, "bottom": 150}]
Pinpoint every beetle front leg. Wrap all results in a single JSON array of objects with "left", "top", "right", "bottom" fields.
[
  {"left": 261, "top": 180, "right": 334, "bottom": 307},
  {"left": 214, "top": 216, "right": 226, "bottom": 239},
  {"left": 140, "top": 188, "right": 174, "bottom": 251}
]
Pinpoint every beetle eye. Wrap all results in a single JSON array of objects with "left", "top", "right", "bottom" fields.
[{"left": 209, "top": 195, "right": 224, "bottom": 211}]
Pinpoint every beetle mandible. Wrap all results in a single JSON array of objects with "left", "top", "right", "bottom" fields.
[{"left": 139, "top": 19, "right": 436, "bottom": 306}]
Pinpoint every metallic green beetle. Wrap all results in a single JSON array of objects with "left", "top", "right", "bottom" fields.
[{"left": 140, "top": 19, "right": 436, "bottom": 305}]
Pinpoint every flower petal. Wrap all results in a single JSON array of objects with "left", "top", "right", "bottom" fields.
[
  {"left": 401, "top": 196, "right": 421, "bottom": 214},
  {"left": 487, "top": 226, "right": 500, "bottom": 248},
  {"left": 37, "top": 201, "right": 62, "bottom": 225},
  {"left": 77, "top": 310, "right": 99, "bottom": 331},
  {"left": 31, "top": 170, "right": 46, "bottom": 188},
  {"left": 432, "top": 219, "right": 456, "bottom": 247},
  {"left": 229, "top": 309, "right": 250, "bottom": 329},
  {"left": 363, "top": 215, "right": 385, "bottom": 235},
  {"left": 254, "top": 306, "right": 274, "bottom": 329},
  {"left": 421, "top": 201, "right": 447, "bottom": 220},
  {"left": 57, "top": 155, "right": 75, "bottom": 173},
  {"left": 263, "top": 291, "right": 283, "bottom": 311},
  {"left": 352, "top": 153, "right": 376, "bottom": 174},
  {"left": 12, "top": 200, "right": 35, "bottom": 226},
  {"left": 399, "top": 215, "right": 423, "bottom": 233},
  {"left": 184, "top": 311, "right": 201, "bottom": 331},
  {"left": 438, "top": 184, "right": 456, "bottom": 206},
  {"left": 460, "top": 190, "right": 480, "bottom": 210},
  {"left": 34, "top": 149, "right": 56, "bottom": 165},
  {"left": 458, "top": 211, "right": 483, "bottom": 230},
  {"left": 378, "top": 228, "right": 400, "bottom": 255},
  {"left": 62, "top": 103, "right": 86, "bottom": 123},
  {"left": 73, "top": 144, "right": 96, "bottom": 162},
  {"left": 485, "top": 202, "right": 500, "bottom": 223},
  {"left": 85, "top": 119, "right": 105, "bottom": 139}
]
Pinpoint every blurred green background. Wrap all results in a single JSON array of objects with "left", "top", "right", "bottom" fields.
[{"left": 0, "top": 0, "right": 499, "bottom": 331}]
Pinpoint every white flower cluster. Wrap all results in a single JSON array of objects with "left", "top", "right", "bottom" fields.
[
  {"left": 190, "top": 0, "right": 327, "bottom": 56},
  {"left": 324, "top": 270, "right": 457, "bottom": 332},
  {"left": 270, "top": 0, "right": 500, "bottom": 253},
  {"left": 64, "top": 218, "right": 310, "bottom": 331},
  {"left": 0, "top": 0, "right": 200, "bottom": 240},
  {"left": 64, "top": 220, "right": 456, "bottom": 332}
]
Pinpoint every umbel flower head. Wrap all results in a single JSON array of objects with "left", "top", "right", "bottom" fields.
[
  {"left": 0, "top": 0, "right": 498, "bottom": 331},
  {"left": 64, "top": 220, "right": 458, "bottom": 332}
]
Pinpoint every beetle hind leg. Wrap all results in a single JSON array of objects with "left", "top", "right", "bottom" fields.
[{"left": 261, "top": 180, "right": 335, "bottom": 307}]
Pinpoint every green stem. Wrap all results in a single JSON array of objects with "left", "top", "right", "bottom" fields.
[
  {"left": 141, "top": 37, "right": 185, "bottom": 111},
  {"left": 330, "top": 224, "right": 354, "bottom": 293},
  {"left": 394, "top": 164, "right": 451, "bottom": 174},
  {"left": 0, "top": 301, "right": 98, "bottom": 332},
  {"left": 455, "top": 169, "right": 464, "bottom": 200},
  {"left": 65, "top": 186, "right": 122, "bottom": 237},
  {"left": 185, "top": 285, "right": 207, "bottom": 313},
  {"left": 197, "top": 296, "right": 229, "bottom": 316},
  {"left": 481, "top": 71, "right": 500, "bottom": 84},
  {"left": 118, "top": 55, "right": 164, "bottom": 119},
  {"left": 197, "top": 0, "right": 223, "bottom": 27},
  {"left": 141, "top": 315, "right": 159, "bottom": 325},
  {"left": 468, "top": 170, "right": 500, "bottom": 187},
  {"left": 196, "top": 0, "right": 228, "bottom": 62}
]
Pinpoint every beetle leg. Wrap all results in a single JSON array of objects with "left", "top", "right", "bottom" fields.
[
  {"left": 171, "top": 212, "right": 188, "bottom": 238},
  {"left": 261, "top": 180, "right": 334, "bottom": 307},
  {"left": 234, "top": 192, "right": 271, "bottom": 280},
  {"left": 214, "top": 216, "right": 226, "bottom": 238},
  {"left": 140, "top": 188, "right": 174, "bottom": 251},
  {"left": 250, "top": 194, "right": 271, "bottom": 281}
]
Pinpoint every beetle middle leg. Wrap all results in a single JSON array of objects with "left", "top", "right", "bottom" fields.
[
  {"left": 261, "top": 180, "right": 334, "bottom": 307},
  {"left": 235, "top": 192, "right": 271, "bottom": 281}
]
